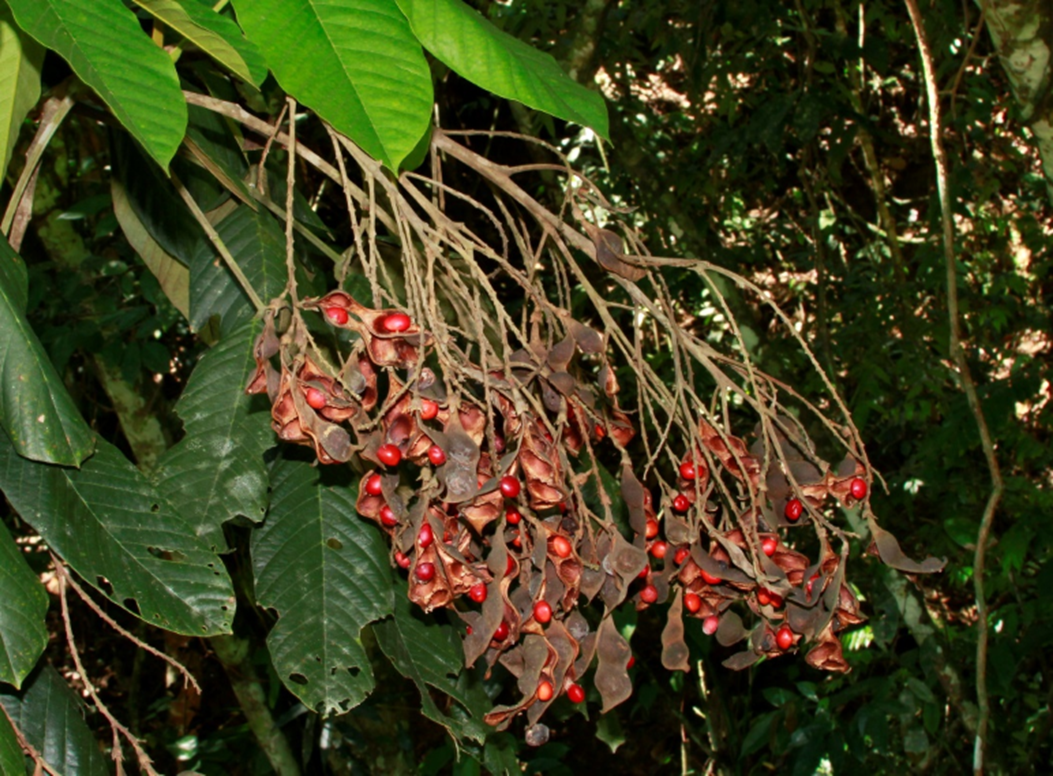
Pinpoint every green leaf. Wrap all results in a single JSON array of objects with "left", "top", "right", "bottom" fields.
[
  {"left": 189, "top": 204, "right": 286, "bottom": 336},
  {"left": 374, "top": 591, "right": 491, "bottom": 743},
  {"left": 0, "top": 436, "right": 235, "bottom": 636},
  {"left": 0, "top": 524, "right": 47, "bottom": 689},
  {"left": 0, "top": 707, "right": 21, "bottom": 776},
  {"left": 0, "top": 238, "right": 95, "bottom": 467},
  {"left": 396, "top": 0, "right": 608, "bottom": 139},
  {"left": 232, "top": 0, "right": 433, "bottom": 170},
  {"left": 741, "top": 709, "right": 781, "bottom": 758},
  {"left": 131, "top": 0, "right": 268, "bottom": 85},
  {"left": 0, "top": 2, "right": 43, "bottom": 176},
  {"left": 111, "top": 176, "right": 191, "bottom": 319},
  {"left": 153, "top": 320, "right": 274, "bottom": 551},
  {"left": 252, "top": 456, "right": 394, "bottom": 714},
  {"left": 0, "top": 237, "right": 27, "bottom": 313},
  {"left": 0, "top": 664, "right": 110, "bottom": 776}
]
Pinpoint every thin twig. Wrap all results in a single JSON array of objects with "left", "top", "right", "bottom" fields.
[
  {"left": 904, "top": 4, "right": 1003, "bottom": 775},
  {"left": 283, "top": 97, "right": 299, "bottom": 304}
]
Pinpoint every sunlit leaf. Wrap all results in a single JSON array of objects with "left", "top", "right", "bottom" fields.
[{"left": 0, "top": 3, "right": 43, "bottom": 176}]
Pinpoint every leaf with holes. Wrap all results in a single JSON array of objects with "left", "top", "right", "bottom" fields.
[
  {"left": 0, "top": 238, "right": 95, "bottom": 467},
  {"left": 0, "top": 525, "right": 47, "bottom": 689},
  {"left": 0, "top": 664, "right": 110, "bottom": 776},
  {"left": 0, "top": 436, "right": 235, "bottom": 636},
  {"left": 131, "top": 0, "right": 268, "bottom": 85},
  {"left": 0, "top": 3, "right": 43, "bottom": 176},
  {"left": 397, "top": 0, "right": 608, "bottom": 138},
  {"left": 153, "top": 321, "right": 274, "bottom": 552},
  {"left": 374, "top": 590, "right": 491, "bottom": 742},
  {"left": 232, "top": 0, "right": 432, "bottom": 170},
  {"left": 7, "top": 0, "right": 186, "bottom": 170},
  {"left": 253, "top": 456, "right": 393, "bottom": 714},
  {"left": 189, "top": 204, "right": 286, "bottom": 336}
]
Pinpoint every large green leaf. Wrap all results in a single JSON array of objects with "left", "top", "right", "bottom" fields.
[
  {"left": 0, "top": 436, "right": 235, "bottom": 636},
  {"left": 0, "top": 2, "right": 43, "bottom": 176},
  {"left": 232, "top": 0, "right": 433, "bottom": 169},
  {"left": 189, "top": 204, "right": 287, "bottom": 335},
  {"left": 0, "top": 238, "right": 95, "bottom": 467},
  {"left": 396, "top": 0, "right": 608, "bottom": 138},
  {"left": 252, "top": 456, "right": 393, "bottom": 714},
  {"left": 0, "top": 525, "right": 47, "bottom": 689},
  {"left": 0, "top": 708, "right": 20, "bottom": 776},
  {"left": 7, "top": 0, "right": 187, "bottom": 170},
  {"left": 131, "top": 0, "right": 268, "bottom": 86},
  {"left": 0, "top": 664, "right": 110, "bottom": 776},
  {"left": 374, "top": 592, "right": 492, "bottom": 743},
  {"left": 153, "top": 321, "right": 274, "bottom": 551}
]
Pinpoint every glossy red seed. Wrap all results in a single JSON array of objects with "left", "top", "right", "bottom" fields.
[
  {"left": 770, "top": 593, "right": 784, "bottom": 608},
  {"left": 395, "top": 551, "right": 410, "bottom": 569},
  {"left": 305, "top": 387, "right": 327, "bottom": 409},
  {"left": 427, "top": 445, "right": 446, "bottom": 465},
  {"left": 377, "top": 444, "right": 402, "bottom": 467},
  {"left": 416, "top": 562, "right": 436, "bottom": 582},
  {"left": 551, "top": 536, "right": 572, "bottom": 558},
  {"left": 365, "top": 474, "right": 383, "bottom": 497},
  {"left": 679, "top": 460, "right": 696, "bottom": 480},
  {"left": 419, "top": 398, "right": 439, "bottom": 420},
  {"left": 493, "top": 621, "right": 509, "bottom": 641},
  {"left": 511, "top": 533, "right": 521, "bottom": 548},
  {"left": 533, "top": 600, "right": 552, "bottom": 623},
  {"left": 537, "top": 680, "right": 554, "bottom": 702},
  {"left": 466, "top": 625, "right": 473, "bottom": 635},
  {"left": 506, "top": 555, "right": 516, "bottom": 576},
  {"left": 505, "top": 508, "right": 522, "bottom": 525},
  {"left": 637, "top": 564, "right": 650, "bottom": 579},
  {"left": 850, "top": 477, "right": 868, "bottom": 500},
  {"left": 381, "top": 312, "right": 411, "bottom": 332},
  {"left": 806, "top": 573, "right": 820, "bottom": 597},
  {"left": 702, "top": 615, "right": 719, "bottom": 635},
  {"left": 325, "top": 307, "right": 348, "bottom": 325},
  {"left": 469, "top": 583, "right": 487, "bottom": 603},
  {"left": 644, "top": 519, "right": 659, "bottom": 539},
  {"left": 757, "top": 588, "right": 771, "bottom": 606},
  {"left": 684, "top": 592, "right": 702, "bottom": 613},
  {"left": 640, "top": 584, "right": 658, "bottom": 604},
  {"left": 673, "top": 494, "right": 690, "bottom": 513},
  {"left": 776, "top": 625, "right": 794, "bottom": 651},
  {"left": 785, "top": 498, "right": 804, "bottom": 522},
  {"left": 650, "top": 541, "right": 668, "bottom": 560},
  {"left": 627, "top": 655, "right": 636, "bottom": 669},
  {"left": 499, "top": 476, "right": 521, "bottom": 498},
  {"left": 594, "top": 423, "right": 606, "bottom": 439},
  {"left": 567, "top": 683, "right": 586, "bottom": 704},
  {"left": 418, "top": 523, "right": 434, "bottom": 549},
  {"left": 701, "top": 569, "right": 722, "bottom": 586},
  {"left": 380, "top": 506, "right": 398, "bottom": 528},
  {"left": 761, "top": 536, "right": 778, "bottom": 557},
  {"left": 674, "top": 547, "right": 690, "bottom": 565}
]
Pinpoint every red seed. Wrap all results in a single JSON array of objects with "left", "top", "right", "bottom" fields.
[
  {"left": 305, "top": 387, "right": 327, "bottom": 409},
  {"left": 684, "top": 593, "right": 702, "bottom": 613},
  {"left": 506, "top": 555, "right": 516, "bottom": 576},
  {"left": 416, "top": 562, "right": 436, "bottom": 582},
  {"left": 469, "top": 583, "right": 487, "bottom": 603},
  {"left": 640, "top": 584, "right": 658, "bottom": 604},
  {"left": 419, "top": 398, "right": 439, "bottom": 420},
  {"left": 505, "top": 508, "right": 522, "bottom": 525},
  {"left": 325, "top": 307, "right": 348, "bottom": 325},
  {"left": 784, "top": 498, "right": 804, "bottom": 522},
  {"left": 427, "top": 445, "right": 446, "bottom": 465},
  {"left": 806, "top": 573, "right": 820, "bottom": 597},
  {"left": 533, "top": 600, "right": 552, "bottom": 623},
  {"left": 499, "top": 476, "right": 521, "bottom": 498},
  {"left": 672, "top": 494, "right": 690, "bottom": 513},
  {"left": 674, "top": 547, "right": 690, "bottom": 565},
  {"left": 645, "top": 519, "right": 659, "bottom": 539},
  {"left": 364, "top": 474, "right": 383, "bottom": 497},
  {"left": 395, "top": 551, "right": 410, "bottom": 569},
  {"left": 466, "top": 625, "right": 473, "bottom": 635},
  {"left": 377, "top": 444, "right": 402, "bottom": 467},
  {"left": 418, "top": 523, "right": 434, "bottom": 549},
  {"left": 567, "top": 683, "right": 586, "bottom": 704},
  {"left": 776, "top": 625, "right": 794, "bottom": 651},
  {"left": 679, "top": 460, "right": 696, "bottom": 480},
  {"left": 702, "top": 615, "right": 719, "bottom": 635},
  {"left": 550, "top": 535, "right": 573, "bottom": 558},
  {"left": 511, "top": 533, "right": 521, "bottom": 548},
  {"left": 380, "top": 506, "right": 398, "bottom": 528},
  {"left": 700, "top": 569, "right": 722, "bottom": 586},
  {"left": 381, "top": 312, "right": 411, "bottom": 332},
  {"left": 761, "top": 536, "right": 778, "bottom": 557},
  {"left": 536, "top": 680, "right": 554, "bottom": 702},
  {"left": 650, "top": 541, "right": 668, "bottom": 560},
  {"left": 757, "top": 588, "right": 771, "bottom": 606},
  {"left": 637, "top": 565, "right": 650, "bottom": 579},
  {"left": 627, "top": 655, "right": 636, "bottom": 669},
  {"left": 493, "top": 621, "right": 509, "bottom": 641},
  {"left": 850, "top": 477, "right": 868, "bottom": 500}
]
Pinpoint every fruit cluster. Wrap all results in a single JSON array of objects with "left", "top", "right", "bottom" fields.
[{"left": 247, "top": 289, "right": 883, "bottom": 733}]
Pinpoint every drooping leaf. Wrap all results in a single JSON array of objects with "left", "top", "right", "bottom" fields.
[
  {"left": 0, "top": 3, "right": 44, "bottom": 176},
  {"left": 153, "top": 320, "right": 274, "bottom": 551},
  {"left": 252, "top": 456, "right": 394, "bottom": 714},
  {"left": 232, "top": 0, "right": 433, "bottom": 170},
  {"left": 0, "top": 237, "right": 27, "bottom": 313},
  {"left": 0, "top": 524, "right": 47, "bottom": 689},
  {"left": 0, "top": 664, "right": 110, "bottom": 776},
  {"left": 184, "top": 103, "right": 255, "bottom": 208},
  {"left": 0, "top": 238, "right": 95, "bottom": 467},
  {"left": 131, "top": 0, "right": 268, "bottom": 85},
  {"left": 0, "top": 436, "right": 235, "bottom": 636},
  {"left": 7, "top": 0, "right": 187, "bottom": 170},
  {"left": 396, "top": 0, "right": 608, "bottom": 138},
  {"left": 189, "top": 204, "right": 287, "bottom": 335},
  {"left": 374, "top": 591, "right": 491, "bottom": 742},
  {"left": 111, "top": 176, "right": 190, "bottom": 319},
  {"left": 0, "top": 708, "right": 20, "bottom": 776}
]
